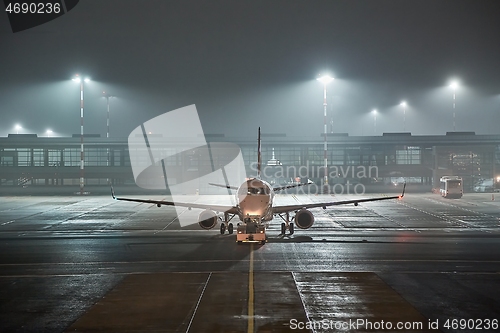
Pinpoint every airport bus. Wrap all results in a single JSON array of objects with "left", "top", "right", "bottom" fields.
[{"left": 440, "top": 176, "right": 463, "bottom": 198}]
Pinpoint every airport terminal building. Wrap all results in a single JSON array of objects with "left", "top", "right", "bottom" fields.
[{"left": 1, "top": 132, "right": 499, "bottom": 193}]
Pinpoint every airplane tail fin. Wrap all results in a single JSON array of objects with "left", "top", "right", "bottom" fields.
[{"left": 257, "top": 127, "right": 262, "bottom": 179}]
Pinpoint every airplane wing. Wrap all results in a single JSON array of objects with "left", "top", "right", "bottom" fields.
[
  {"left": 111, "top": 187, "right": 239, "bottom": 214},
  {"left": 272, "top": 184, "right": 405, "bottom": 214},
  {"left": 273, "top": 179, "right": 314, "bottom": 192}
]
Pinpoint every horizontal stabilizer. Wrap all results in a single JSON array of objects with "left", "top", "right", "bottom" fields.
[
  {"left": 273, "top": 179, "right": 314, "bottom": 192},
  {"left": 208, "top": 183, "right": 239, "bottom": 190}
]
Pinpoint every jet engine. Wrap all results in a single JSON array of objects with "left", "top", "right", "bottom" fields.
[
  {"left": 294, "top": 209, "right": 314, "bottom": 229},
  {"left": 198, "top": 209, "right": 217, "bottom": 230}
]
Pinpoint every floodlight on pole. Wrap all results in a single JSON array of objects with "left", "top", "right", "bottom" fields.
[
  {"left": 73, "top": 74, "right": 90, "bottom": 195},
  {"left": 317, "top": 74, "right": 334, "bottom": 192},
  {"left": 46, "top": 129, "right": 53, "bottom": 137},
  {"left": 400, "top": 101, "right": 407, "bottom": 131},
  {"left": 316, "top": 74, "right": 334, "bottom": 85},
  {"left": 449, "top": 80, "right": 459, "bottom": 131},
  {"left": 372, "top": 109, "right": 377, "bottom": 135},
  {"left": 15, "top": 124, "right": 22, "bottom": 134}
]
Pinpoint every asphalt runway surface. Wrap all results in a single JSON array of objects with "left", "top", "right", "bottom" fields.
[{"left": 0, "top": 192, "right": 499, "bottom": 332}]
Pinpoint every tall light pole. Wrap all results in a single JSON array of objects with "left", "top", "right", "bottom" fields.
[
  {"left": 449, "top": 81, "right": 458, "bottom": 131},
  {"left": 46, "top": 129, "right": 53, "bottom": 137},
  {"left": 317, "top": 74, "right": 334, "bottom": 192},
  {"left": 72, "top": 74, "right": 90, "bottom": 195},
  {"left": 102, "top": 91, "right": 115, "bottom": 139},
  {"left": 372, "top": 109, "right": 377, "bottom": 135},
  {"left": 102, "top": 91, "right": 114, "bottom": 184},
  {"left": 15, "top": 124, "right": 22, "bottom": 134},
  {"left": 400, "top": 101, "right": 407, "bottom": 131}
]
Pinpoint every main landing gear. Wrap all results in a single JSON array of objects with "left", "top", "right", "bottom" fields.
[
  {"left": 280, "top": 222, "right": 294, "bottom": 235},
  {"left": 278, "top": 212, "right": 294, "bottom": 235},
  {"left": 220, "top": 222, "right": 234, "bottom": 234},
  {"left": 220, "top": 212, "right": 235, "bottom": 235}
]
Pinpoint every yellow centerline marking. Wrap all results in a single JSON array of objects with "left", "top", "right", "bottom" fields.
[{"left": 247, "top": 243, "right": 254, "bottom": 333}]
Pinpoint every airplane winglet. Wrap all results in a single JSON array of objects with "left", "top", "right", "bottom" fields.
[{"left": 400, "top": 182, "right": 406, "bottom": 198}]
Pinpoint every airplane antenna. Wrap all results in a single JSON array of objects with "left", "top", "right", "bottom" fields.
[{"left": 257, "top": 127, "right": 261, "bottom": 178}]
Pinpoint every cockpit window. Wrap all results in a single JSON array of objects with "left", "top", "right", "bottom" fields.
[{"left": 255, "top": 187, "right": 269, "bottom": 195}]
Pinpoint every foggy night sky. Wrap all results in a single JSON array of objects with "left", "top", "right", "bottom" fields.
[{"left": 0, "top": 0, "right": 499, "bottom": 138}]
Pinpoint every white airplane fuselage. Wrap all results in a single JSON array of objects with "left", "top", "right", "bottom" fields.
[{"left": 236, "top": 178, "right": 274, "bottom": 223}]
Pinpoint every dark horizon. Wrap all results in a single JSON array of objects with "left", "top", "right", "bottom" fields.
[{"left": 1, "top": 0, "right": 499, "bottom": 138}]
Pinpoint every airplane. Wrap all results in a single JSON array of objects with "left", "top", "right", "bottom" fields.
[{"left": 112, "top": 128, "right": 406, "bottom": 244}]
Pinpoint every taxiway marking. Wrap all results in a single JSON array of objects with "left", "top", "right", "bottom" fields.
[{"left": 186, "top": 272, "right": 212, "bottom": 333}]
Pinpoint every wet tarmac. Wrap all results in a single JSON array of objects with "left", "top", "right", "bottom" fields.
[{"left": 0, "top": 192, "right": 499, "bottom": 332}]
